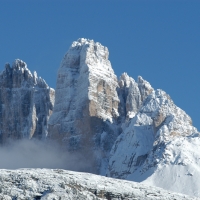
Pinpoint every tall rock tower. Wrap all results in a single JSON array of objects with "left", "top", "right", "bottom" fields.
[
  {"left": 0, "top": 59, "right": 55, "bottom": 143},
  {"left": 48, "top": 38, "right": 120, "bottom": 173}
]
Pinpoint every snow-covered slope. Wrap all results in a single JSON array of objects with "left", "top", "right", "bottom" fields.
[
  {"left": 107, "top": 89, "right": 200, "bottom": 197},
  {"left": 0, "top": 59, "right": 55, "bottom": 141},
  {"left": 0, "top": 168, "right": 197, "bottom": 200}
]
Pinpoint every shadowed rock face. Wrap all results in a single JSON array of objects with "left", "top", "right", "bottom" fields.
[
  {"left": 117, "top": 73, "right": 153, "bottom": 120},
  {"left": 0, "top": 59, "right": 54, "bottom": 143}
]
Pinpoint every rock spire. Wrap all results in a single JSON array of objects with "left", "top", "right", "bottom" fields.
[{"left": 0, "top": 59, "right": 55, "bottom": 142}]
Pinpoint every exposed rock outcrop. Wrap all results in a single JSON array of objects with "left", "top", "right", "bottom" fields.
[
  {"left": 48, "top": 39, "right": 120, "bottom": 173},
  {"left": 0, "top": 59, "right": 54, "bottom": 143},
  {"left": 117, "top": 73, "right": 153, "bottom": 120}
]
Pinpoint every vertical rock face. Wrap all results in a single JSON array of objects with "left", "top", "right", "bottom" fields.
[
  {"left": 48, "top": 38, "right": 120, "bottom": 173},
  {"left": 0, "top": 59, "right": 55, "bottom": 143},
  {"left": 117, "top": 73, "right": 153, "bottom": 120}
]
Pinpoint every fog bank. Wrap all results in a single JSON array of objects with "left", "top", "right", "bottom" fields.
[{"left": 0, "top": 139, "right": 92, "bottom": 172}]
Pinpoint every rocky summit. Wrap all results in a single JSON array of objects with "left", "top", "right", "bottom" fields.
[
  {"left": 47, "top": 39, "right": 157, "bottom": 174},
  {"left": 0, "top": 59, "right": 54, "bottom": 142},
  {"left": 48, "top": 38, "right": 121, "bottom": 174},
  {"left": 1, "top": 38, "right": 200, "bottom": 198}
]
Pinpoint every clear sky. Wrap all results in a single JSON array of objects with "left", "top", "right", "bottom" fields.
[{"left": 0, "top": 0, "right": 200, "bottom": 130}]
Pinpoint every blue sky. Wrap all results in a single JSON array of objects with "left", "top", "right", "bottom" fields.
[{"left": 0, "top": 0, "right": 200, "bottom": 129}]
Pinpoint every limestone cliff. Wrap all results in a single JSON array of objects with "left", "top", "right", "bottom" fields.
[
  {"left": 0, "top": 59, "right": 54, "bottom": 142},
  {"left": 48, "top": 39, "right": 120, "bottom": 173}
]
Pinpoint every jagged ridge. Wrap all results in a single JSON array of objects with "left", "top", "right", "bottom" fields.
[{"left": 0, "top": 59, "right": 55, "bottom": 141}]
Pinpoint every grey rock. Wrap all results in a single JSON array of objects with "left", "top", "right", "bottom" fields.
[
  {"left": 0, "top": 59, "right": 55, "bottom": 142},
  {"left": 118, "top": 73, "right": 153, "bottom": 120},
  {"left": 48, "top": 39, "right": 121, "bottom": 173}
]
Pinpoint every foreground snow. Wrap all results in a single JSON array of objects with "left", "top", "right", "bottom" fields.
[{"left": 0, "top": 168, "right": 198, "bottom": 200}]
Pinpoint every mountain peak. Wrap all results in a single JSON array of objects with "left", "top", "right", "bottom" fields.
[
  {"left": 12, "top": 59, "right": 28, "bottom": 69},
  {"left": 61, "top": 38, "right": 110, "bottom": 72},
  {"left": 0, "top": 60, "right": 55, "bottom": 141},
  {"left": 49, "top": 39, "right": 120, "bottom": 173}
]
